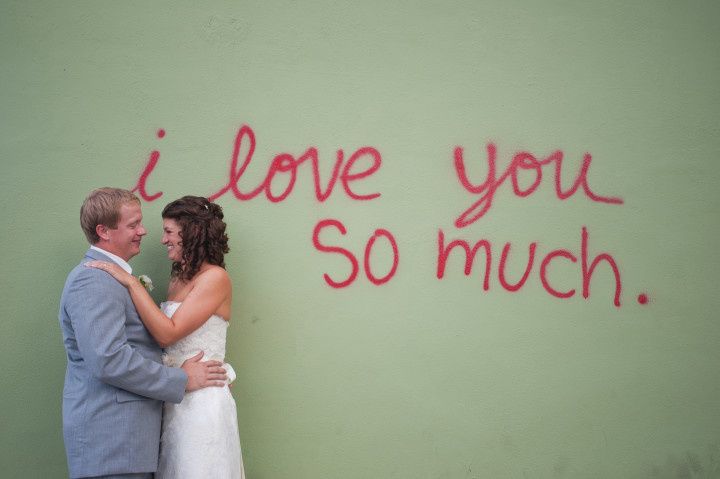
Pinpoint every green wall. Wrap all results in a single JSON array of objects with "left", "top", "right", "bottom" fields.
[{"left": 2, "top": 1, "right": 719, "bottom": 477}]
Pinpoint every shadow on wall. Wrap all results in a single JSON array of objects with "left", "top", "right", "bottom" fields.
[{"left": 647, "top": 443, "right": 720, "bottom": 478}]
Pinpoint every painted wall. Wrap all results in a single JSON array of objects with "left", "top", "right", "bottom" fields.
[{"left": 2, "top": 1, "right": 719, "bottom": 477}]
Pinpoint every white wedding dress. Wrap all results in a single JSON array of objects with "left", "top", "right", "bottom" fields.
[{"left": 157, "top": 301, "right": 245, "bottom": 479}]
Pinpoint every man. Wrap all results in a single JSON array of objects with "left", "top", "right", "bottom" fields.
[{"left": 59, "top": 188, "right": 226, "bottom": 479}]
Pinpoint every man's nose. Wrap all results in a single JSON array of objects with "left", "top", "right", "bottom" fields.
[{"left": 138, "top": 224, "right": 147, "bottom": 236}]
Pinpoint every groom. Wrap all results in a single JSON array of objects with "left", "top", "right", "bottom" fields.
[{"left": 59, "top": 188, "right": 226, "bottom": 479}]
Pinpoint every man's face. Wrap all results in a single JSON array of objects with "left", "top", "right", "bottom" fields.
[{"left": 103, "top": 202, "right": 146, "bottom": 261}]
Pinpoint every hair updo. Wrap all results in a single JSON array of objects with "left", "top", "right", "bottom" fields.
[{"left": 161, "top": 196, "right": 230, "bottom": 281}]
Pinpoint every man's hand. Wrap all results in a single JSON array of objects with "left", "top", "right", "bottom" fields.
[{"left": 181, "top": 351, "right": 227, "bottom": 391}]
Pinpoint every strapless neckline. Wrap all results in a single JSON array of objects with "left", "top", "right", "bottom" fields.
[{"left": 160, "top": 300, "right": 229, "bottom": 323}]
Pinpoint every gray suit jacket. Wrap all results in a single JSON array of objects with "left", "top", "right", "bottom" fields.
[{"left": 59, "top": 248, "right": 187, "bottom": 478}]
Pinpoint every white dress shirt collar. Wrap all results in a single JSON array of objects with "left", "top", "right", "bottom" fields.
[{"left": 90, "top": 245, "right": 133, "bottom": 274}]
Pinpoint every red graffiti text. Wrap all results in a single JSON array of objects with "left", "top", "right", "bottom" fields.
[
  {"left": 453, "top": 144, "right": 624, "bottom": 228},
  {"left": 436, "top": 226, "right": 623, "bottom": 307},
  {"left": 312, "top": 218, "right": 400, "bottom": 288},
  {"left": 130, "top": 126, "right": 382, "bottom": 203}
]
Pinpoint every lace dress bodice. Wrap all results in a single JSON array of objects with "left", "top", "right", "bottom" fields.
[{"left": 160, "top": 301, "right": 229, "bottom": 366}]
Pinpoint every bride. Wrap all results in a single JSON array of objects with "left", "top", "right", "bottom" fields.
[{"left": 88, "top": 195, "right": 245, "bottom": 478}]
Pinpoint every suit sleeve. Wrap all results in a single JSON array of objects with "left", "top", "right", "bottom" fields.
[{"left": 65, "top": 267, "right": 187, "bottom": 403}]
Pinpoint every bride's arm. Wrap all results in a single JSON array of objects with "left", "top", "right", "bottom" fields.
[
  {"left": 85, "top": 261, "right": 231, "bottom": 347},
  {"left": 129, "top": 268, "right": 230, "bottom": 347}
]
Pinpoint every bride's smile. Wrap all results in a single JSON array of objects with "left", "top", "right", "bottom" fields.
[{"left": 162, "top": 218, "right": 183, "bottom": 262}]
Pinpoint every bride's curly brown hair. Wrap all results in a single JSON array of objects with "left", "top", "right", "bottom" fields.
[{"left": 162, "top": 196, "right": 230, "bottom": 282}]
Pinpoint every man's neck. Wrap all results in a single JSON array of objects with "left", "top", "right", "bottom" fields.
[{"left": 90, "top": 245, "right": 133, "bottom": 274}]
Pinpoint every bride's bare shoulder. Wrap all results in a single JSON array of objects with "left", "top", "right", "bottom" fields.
[{"left": 195, "top": 264, "right": 232, "bottom": 286}]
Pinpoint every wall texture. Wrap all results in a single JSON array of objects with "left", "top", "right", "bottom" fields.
[{"left": 1, "top": 1, "right": 719, "bottom": 477}]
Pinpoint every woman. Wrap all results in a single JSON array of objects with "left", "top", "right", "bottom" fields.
[{"left": 88, "top": 195, "right": 245, "bottom": 478}]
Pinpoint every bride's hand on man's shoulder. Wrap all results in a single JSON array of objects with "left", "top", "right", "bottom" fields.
[{"left": 85, "top": 260, "right": 134, "bottom": 287}]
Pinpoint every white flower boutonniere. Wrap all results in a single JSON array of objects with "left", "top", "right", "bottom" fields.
[{"left": 138, "top": 275, "right": 154, "bottom": 291}]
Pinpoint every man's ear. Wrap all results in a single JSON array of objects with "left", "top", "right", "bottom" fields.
[{"left": 96, "top": 224, "right": 110, "bottom": 241}]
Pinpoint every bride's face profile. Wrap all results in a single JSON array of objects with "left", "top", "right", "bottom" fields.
[{"left": 162, "top": 218, "right": 183, "bottom": 263}]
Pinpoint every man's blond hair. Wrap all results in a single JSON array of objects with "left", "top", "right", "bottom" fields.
[{"left": 80, "top": 188, "right": 140, "bottom": 244}]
